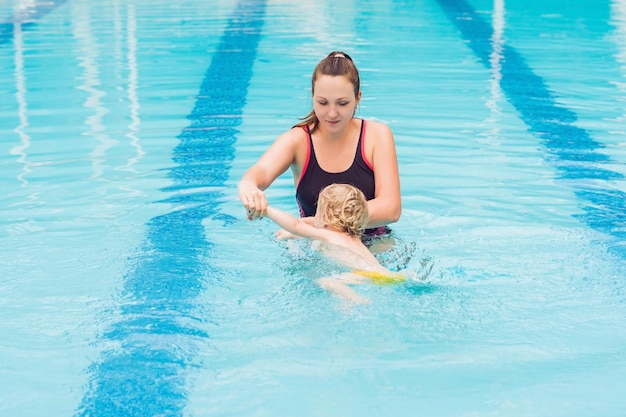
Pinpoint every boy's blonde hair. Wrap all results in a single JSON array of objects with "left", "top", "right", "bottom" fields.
[{"left": 316, "top": 184, "right": 368, "bottom": 237}]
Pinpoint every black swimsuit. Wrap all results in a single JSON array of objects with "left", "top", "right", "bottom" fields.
[{"left": 295, "top": 119, "right": 375, "bottom": 217}]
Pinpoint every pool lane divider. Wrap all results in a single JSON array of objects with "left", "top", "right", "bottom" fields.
[
  {"left": 75, "top": 0, "right": 266, "bottom": 415},
  {"left": 435, "top": 0, "right": 626, "bottom": 256},
  {"left": 0, "top": 0, "right": 69, "bottom": 46}
]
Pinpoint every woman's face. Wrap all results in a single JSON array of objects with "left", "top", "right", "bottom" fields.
[{"left": 313, "top": 75, "right": 361, "bottom": 132}]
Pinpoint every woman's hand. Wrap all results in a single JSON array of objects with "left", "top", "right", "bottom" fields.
[
  {"left": 238, "top": 129, "right": 301, "bottom": 221},
  {"left": 238, "top": 179, "right": 267, "bottom": 220}
]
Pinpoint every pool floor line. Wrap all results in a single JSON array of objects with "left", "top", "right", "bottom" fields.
[
  {"left": 75, "top": 1, "right": 267, "bottom": 415},
  {"left": 436, "top": 0, "right": 626, "bottom": 255}
]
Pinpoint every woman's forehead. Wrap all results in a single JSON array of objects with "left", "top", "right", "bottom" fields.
[{"left": 313, "top": 75, "right": 355, "bottom": 95}]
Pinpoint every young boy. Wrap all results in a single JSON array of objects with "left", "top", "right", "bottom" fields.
[{"left": 262, "top": 183, "right": 406, "bottom": 304}]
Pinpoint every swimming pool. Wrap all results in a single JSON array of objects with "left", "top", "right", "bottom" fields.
[{"left": 1, "top": 0, "right": 625, "bottom": 415}]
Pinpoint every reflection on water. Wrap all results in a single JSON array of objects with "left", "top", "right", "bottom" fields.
[
  {"left": 71, "top": 1, "right": 114, "bottom": 180},
  {"left": 119, "top": 3, "right": 145, "bottom": 173},
  {"left": 4, "top": 0, "right": 147, "bottom": 189},
  {"left": 436, "top": 0, "right": 626, "bottom": 257},
  {"left": 9, "top": 14, "right": 32, "bottom": 186},
  {"left": 485, "top": 0, "right": 504, "bottom": 138}
]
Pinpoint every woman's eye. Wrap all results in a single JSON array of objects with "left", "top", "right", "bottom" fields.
[{"left": 338, "top": 102, "right": 348, "bottom": 106}]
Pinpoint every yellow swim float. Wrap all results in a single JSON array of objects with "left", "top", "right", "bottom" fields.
[{"left": 352, "top": 270, "right": 407, "bottom": 285}]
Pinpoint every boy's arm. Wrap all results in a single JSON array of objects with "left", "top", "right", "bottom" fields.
[
  {"left": 265, "top": 206, "right": 329, "bottom": 242},
  {"left": 275, "top": 216, "right": 315, "bottom": 239},
  {"left": 275, "top": 228, "right": 299, "bottom": 240}
]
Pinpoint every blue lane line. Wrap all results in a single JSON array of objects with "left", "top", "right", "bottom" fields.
[
  {"left": 76, "top": 1, "right": 266, "bottom": 415},
  {"left": 0, "top": 0, "right": 69, "bottom": 46},
  {"left": 435, "top": 0, "right": 626, "bottom": 256}
]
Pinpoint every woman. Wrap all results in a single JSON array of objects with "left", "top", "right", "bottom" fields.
[{"left": 238, "top": 51, "right": 401, "bottom": 232}]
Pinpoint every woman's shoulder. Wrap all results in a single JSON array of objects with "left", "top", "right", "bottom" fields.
[
  {"left": 287, "top": 123, "right": 310, "bottom": 136},
  {"left": 361, "top": 119, "right": 393, "bottom": 142},
  {"left": 275, "top": 124, "right": 308, "bottom": 144},
  {"left": 362, "top": 118, "right": 392, "bottom": 134}
]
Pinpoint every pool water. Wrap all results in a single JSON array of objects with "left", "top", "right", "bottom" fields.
[{"left": 1, "top": 0, "right": 625, "bottom": 416}]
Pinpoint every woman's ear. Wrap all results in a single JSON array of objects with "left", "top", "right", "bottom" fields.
[{"left": 354, "top": 91, "right": 362, "bottom": 116}]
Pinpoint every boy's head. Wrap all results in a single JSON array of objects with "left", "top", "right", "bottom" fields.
[{"left": 315, "top": 184, "right": 368, "bottom": 237}]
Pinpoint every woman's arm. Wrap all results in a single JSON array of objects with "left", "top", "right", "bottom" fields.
[
  {"left": 238, "top": 129, "right": 302, "bottom": 219},
  {"left": 366, "top": 122, "right": 402, "bottom": 227}
]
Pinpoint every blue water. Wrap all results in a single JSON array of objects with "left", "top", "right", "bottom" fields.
[{"left": 1, "top": 0, "right": 625, "bottom": 416}]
